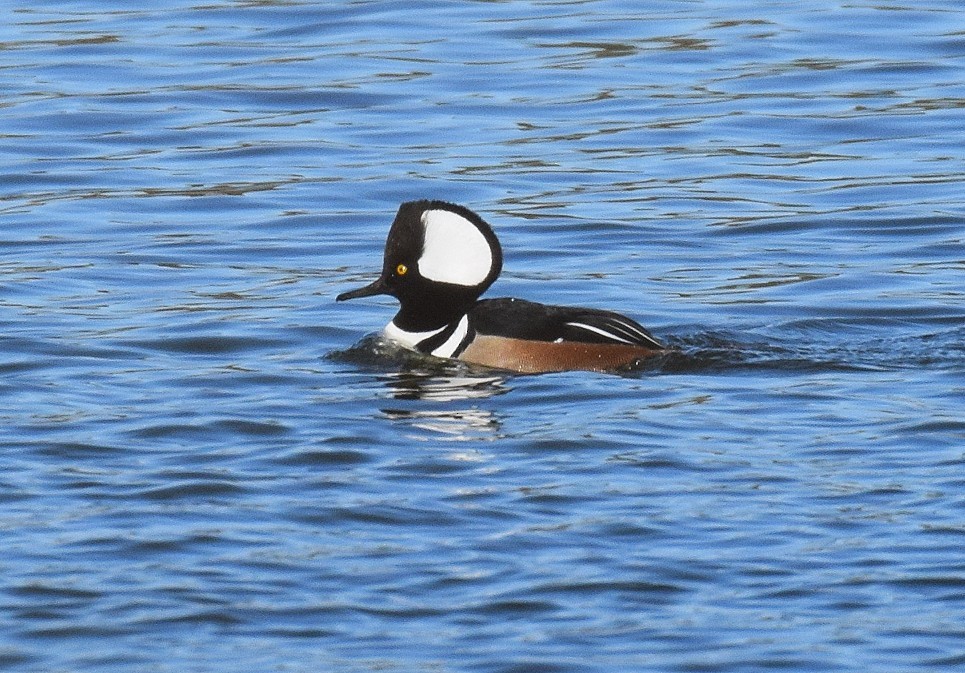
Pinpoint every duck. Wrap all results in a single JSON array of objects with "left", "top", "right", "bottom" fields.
[{"left": 337, "top": 200, "right": 664, "bottom": 373}]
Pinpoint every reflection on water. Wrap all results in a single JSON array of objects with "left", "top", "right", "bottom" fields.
[
  {"left": 381, "top": 370, "right": 508, "bottom": 402},
  {"left": 382, "top": 406, "right": 501, "bottom": 442},
  {"left": 335, "top": 336, "right": 511, "bottom": 440},
  {"left": 379, "top": 369, "right": 507, "bottom": 440}
]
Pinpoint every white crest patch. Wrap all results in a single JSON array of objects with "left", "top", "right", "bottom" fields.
[{"left": 418, "top": 209, "right": 493, "bottom": 287}]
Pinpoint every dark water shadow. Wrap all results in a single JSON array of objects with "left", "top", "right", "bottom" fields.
[{"left": 649, "top": 319, "right": 965, "bottom": 376}]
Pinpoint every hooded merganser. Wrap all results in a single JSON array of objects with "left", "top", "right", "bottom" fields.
[{"left": 336, "top": 200, "right": 665, "bottom": 373}]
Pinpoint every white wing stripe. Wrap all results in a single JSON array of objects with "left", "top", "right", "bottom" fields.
[
  {"left": 608, "top": 318, "right": 656, "bottom": 344},
  {"left": 565, "top": 317, "right": 662, "bottom": 348},
  {"left": 619, "top": 322, "right": 660, "bottom": 347},
  {"left": 564, "top": 321, "right": 635, "bottom": 345},
  {"left": 610, "top": 317, "right": 662, "bottom": 347},
  {"left": 604, "top": 319, "right": 641, "bottom": 341}
]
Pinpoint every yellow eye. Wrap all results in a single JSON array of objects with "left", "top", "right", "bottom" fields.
[{"left": 395, "top": 263, "right": 408, "bottom": 276}]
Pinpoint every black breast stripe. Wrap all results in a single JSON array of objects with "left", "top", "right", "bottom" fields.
[
  {"left": 416, "top": 320, "right": 461, "bottom": 354},
  {"left": 450, "top": 324, "right": 476, "bottom": 358}
]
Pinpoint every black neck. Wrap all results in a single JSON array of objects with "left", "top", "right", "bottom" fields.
[
  {"left": 393, "top": 304, "right": 467, "bottom": 332},
  {"left": 392, "top": 281, "right": 479, "bottom": 332}
]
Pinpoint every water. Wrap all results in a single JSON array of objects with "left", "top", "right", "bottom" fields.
[{"left": 1, "top": 1, "right": 963, "bottom": 671}]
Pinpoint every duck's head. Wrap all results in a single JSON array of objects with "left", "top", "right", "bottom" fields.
[{"left": 337, "top": 200, "right": 503, "bottom": 330}]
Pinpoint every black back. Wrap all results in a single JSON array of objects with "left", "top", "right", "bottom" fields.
[{"left": 470, "top": 297, "right": 663, "bottom": 349}]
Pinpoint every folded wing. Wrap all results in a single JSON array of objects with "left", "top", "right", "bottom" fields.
[{"left": 471, "top": 298, "right": 663, "bottom": 350}]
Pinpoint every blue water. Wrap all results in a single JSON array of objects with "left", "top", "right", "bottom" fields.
[{"left": 2, "top": 1, "right": 963, "bottom": 671}]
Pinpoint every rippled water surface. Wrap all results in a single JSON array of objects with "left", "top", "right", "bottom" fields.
[{"left": 2, "top": 1, "right": 964, "bottom": 671}]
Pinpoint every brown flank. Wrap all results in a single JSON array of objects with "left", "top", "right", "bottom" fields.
[{"left": 459, "top": 334, "right": 661, "bottom": 374}]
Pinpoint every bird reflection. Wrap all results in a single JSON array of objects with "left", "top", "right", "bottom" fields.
[
  {"left": 381, "top": 406, "right": 499, "bottom": 441},
  {"left": 335, "top": 334, "right": 510, "bottom": 440},
  {"left": 379, "top": 370, "right": 508, "bottom": 441},
  {"left": 381, "top": 370, "right": 507, "bottom": 401}
]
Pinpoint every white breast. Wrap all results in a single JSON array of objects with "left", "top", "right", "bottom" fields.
[
  {"left": 383, "top": 321, "right": 445, "bottom": 351},
  {"left": 383, "top": 314, "right": 470, "bottom": 359}
]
